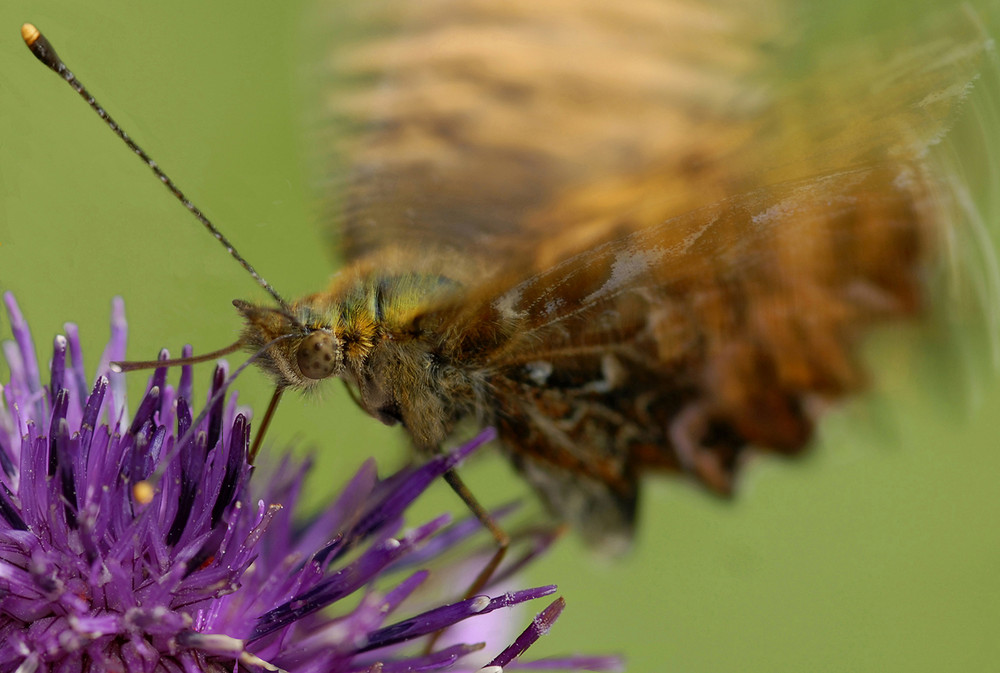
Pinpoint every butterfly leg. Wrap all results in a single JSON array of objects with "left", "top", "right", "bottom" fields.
[
  {"left": 249, "top": 387, "right": 284, "bottom": 462},
  {"left": 669, "top": 401, "right": 736, "bottom": 495},
  {"left": 442, "top": 468, "right": 511, "bottom": 595},
  {"left": 421, "top": 468, "right": 510, "bottom": 654}
]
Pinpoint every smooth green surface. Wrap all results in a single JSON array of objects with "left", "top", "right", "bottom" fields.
[{"left": 0, "top": 2, "right": 997, "bottom": 672}]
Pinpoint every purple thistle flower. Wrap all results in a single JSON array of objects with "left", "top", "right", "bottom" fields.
[{"left": 0, "top": 293, "right": 621, "bottom": 673}]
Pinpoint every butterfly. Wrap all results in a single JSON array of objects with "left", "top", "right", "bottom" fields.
[
  {"left": 21, "top": 1, "right": 995, "bottom": 554},
  {"left": 251, "top": 1, "right": 990, "bottom": 550}
]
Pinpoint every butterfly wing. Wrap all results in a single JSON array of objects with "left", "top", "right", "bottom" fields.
[
  {"left": 313, "top": 1, "right": 991, "bottom": 544},
  {"left": 469, "top": 166, "right": 933, "bottom": 540},
  {"left": 316, "top": 0, "right": 784, "bottom": 271}
]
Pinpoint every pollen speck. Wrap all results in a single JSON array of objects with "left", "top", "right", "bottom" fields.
[{"left": 133, "top": 480, "right": 155, "bottom": 505}]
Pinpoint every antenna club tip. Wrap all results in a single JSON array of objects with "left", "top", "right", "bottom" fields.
[{"left": 21, "top": 23, "right": 39, "bottom": 47}]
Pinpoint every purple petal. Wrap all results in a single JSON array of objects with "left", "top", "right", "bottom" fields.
[
  {"left": 48, "top": 334, "right": 67, "bottom": 409},
  {"left": 63, "top": 322, "right": 89, "bottom": 408},
  {"left": 360, "top": 586, "right": 558, "bottom": 654},
  {"left": 3, "top": 293, "right": 43, "bottom": 420},
  {"left": 345, "top": 428, "right": 496, "bottom": 551},
  {"left": 488, "top": 597, "right": 564, "bottom": 668}
]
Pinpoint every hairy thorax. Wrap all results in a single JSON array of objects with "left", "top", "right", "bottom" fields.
[{"left": 236, "top": 263, "right": 501, "bottom": 452}]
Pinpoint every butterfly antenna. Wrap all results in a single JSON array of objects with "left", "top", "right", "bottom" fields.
[
  {"left": 20, "top": 23, "right": 291, "bottom": 313},
  {"left": 110, "top": 340, "right": 245, "bottom": 373}
]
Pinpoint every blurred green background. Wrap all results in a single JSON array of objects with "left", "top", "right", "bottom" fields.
[{"left": 0, "top": 2, "right": 998, "bottom": 671}]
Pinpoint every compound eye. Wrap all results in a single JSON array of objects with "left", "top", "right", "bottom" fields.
[{"left": 296, "top": 330, "right": 339, "bottom": 380}]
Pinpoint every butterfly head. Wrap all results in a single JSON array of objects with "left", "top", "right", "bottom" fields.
[{"left": 233, "top": 299, "right": 343, "bottom": 390}]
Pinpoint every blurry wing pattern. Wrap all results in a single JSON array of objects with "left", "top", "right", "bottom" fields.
[
  {"left": 426, "top": 165, "right": 935, "bottom": 545},
  {"left": 320, "top": 0, "right": 781, "bottom": 269},
  {"left": 313, "top": 0, "right": 992, "bottom": 543}
]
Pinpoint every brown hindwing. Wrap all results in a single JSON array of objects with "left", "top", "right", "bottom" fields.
[{"left": 444, "top": 164, "right": 939, "bottom": 543}]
